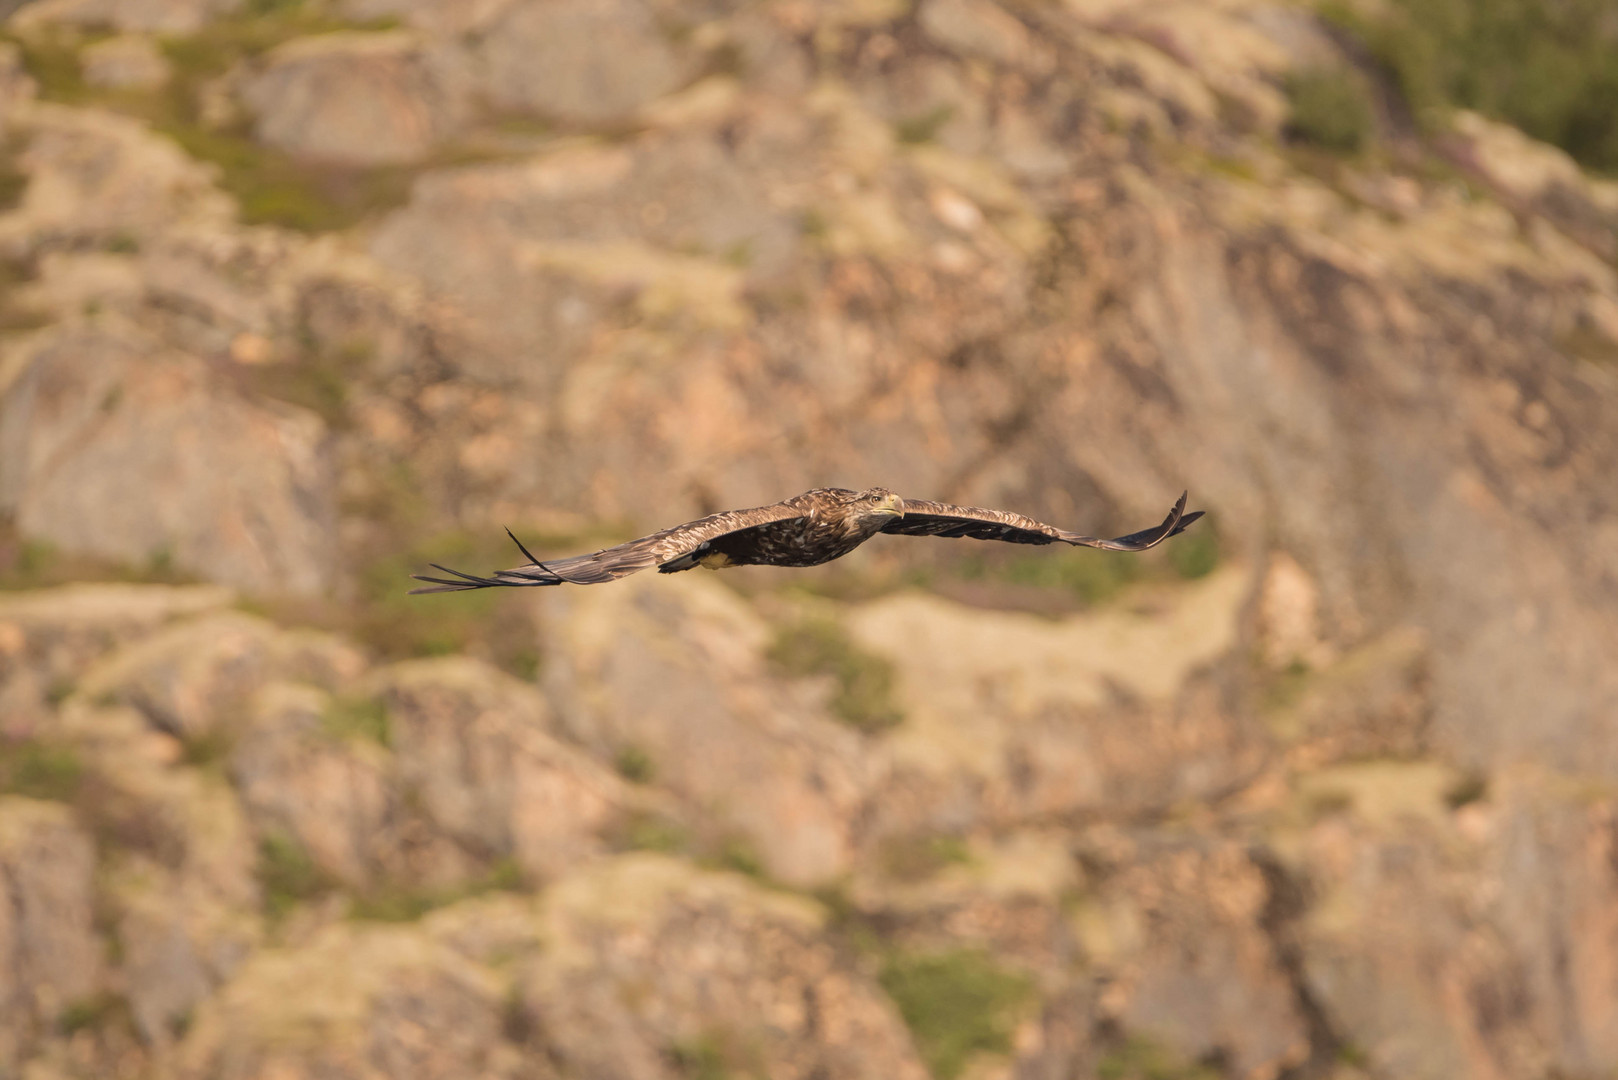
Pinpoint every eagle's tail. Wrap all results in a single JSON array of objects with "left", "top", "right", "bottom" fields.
[{"left": 407, "top": 528, "right": 566, "bottom": 594}]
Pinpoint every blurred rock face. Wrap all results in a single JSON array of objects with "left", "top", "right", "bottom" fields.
[{"left": 1, "top": 0, "right": 1617, "bottom": 1078}]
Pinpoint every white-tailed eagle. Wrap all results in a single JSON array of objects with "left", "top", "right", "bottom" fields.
[{"left": 411, "top": 489, "right": 1204, "bottom": 593}]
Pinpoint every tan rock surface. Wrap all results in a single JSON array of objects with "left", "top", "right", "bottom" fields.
[
  {"left": 377, "top": 656, "right": 636, "bottom": 879},
  {"left": 1, "top": 324, "right": 339, "bottom": 594},
  {"left": 241, "top": 32, "right": 473, "bottom": 166},
  {"left": 175, "top": 920, "right": 525, "bottom": 1080},
  {"left": 230, "top": 680, "right": 406, "bottom": 888},
  {"left": 0, "top": 0, "right": 1615, "bottom": 1076},
  {"left": 522, "top": 853, "right": 929, "bottom": 1080},
  {"left": 475, "top": 0, "right": 699, "bottom": 124},
  {"left": 543, "top": 573, "right": 876, "bottom": 886},
  {"left": 10, "top": 0, "right": 240, "bottom": 33},
  {"left": 0, "top": 798, "right": 101, "bottom": 1070},
  {"left": 0, "top": 584, "right": 232, "bottom": 734},
  {"left": 78, "top": 610, "right": 362, "bottom": 739},
  {"left": 80, "top": 35, "right": 170, "bottom": 91}
]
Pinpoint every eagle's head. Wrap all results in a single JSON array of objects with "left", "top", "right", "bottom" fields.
[{"left": 854, "top": 487, "right": 906, "bottom": 520}]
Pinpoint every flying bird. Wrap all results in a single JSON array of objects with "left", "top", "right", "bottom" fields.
[{"left": 410, "top": 488, "right": 1204, "bottom": 593}]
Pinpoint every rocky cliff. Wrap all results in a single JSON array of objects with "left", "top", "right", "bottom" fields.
[{"left": 2, "top": 1, "right": 1617, "bottom": 1078}]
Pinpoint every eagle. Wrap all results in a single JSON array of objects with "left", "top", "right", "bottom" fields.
[{"left": 410, "top": 489, "right": 1204, "bottom": 593}]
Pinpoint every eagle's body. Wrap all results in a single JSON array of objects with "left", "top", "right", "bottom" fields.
[
  {"left": 411, "top": 487, "right": 1204, "bottom": 593},
  {"left": 665, "top": 488, "right": 902, "bottom": 572}
]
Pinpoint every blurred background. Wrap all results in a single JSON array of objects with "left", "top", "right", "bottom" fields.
[{"left": 1, "top": 0, "right": 1617, "bottom": 1077}]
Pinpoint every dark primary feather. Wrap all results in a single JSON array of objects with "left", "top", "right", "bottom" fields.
[
  {"left": 409, "top": 502, "right": 810, "bottom": 593},
  {"left": 883, "top": 491, "right": 1201, "bottom": 551},
  {"left": 411, "top": 489, "right": 1204, "bottom": 593}
]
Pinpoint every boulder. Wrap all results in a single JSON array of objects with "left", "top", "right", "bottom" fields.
[
  {"left": 0, "top": 106, "right": 231, "bottom": 244},
  {"left": 80, "top": 35, "right": 171, "bottom": 91},
  {"left": 77, "top": 610, "right": 363, "bottom": 740},
  {"left": 0, "top": 584, "right": 231, "bottom": 736},
  {"left": 1076, "top": 834, "right": 1310, "bottom": 1080},
  {"left": 377, "top": 656, "right": 634, "bottom": 880},
  {"left": 229, "top": 681, "right": 431, "bottom": 889},
  {"left": 109, "top": 861, "right": 257, "bottom": 1044},
  {"left": 543, "top": 573, "right": 876, "bottom": 887},
  {"left": 476, "top": 0, "right": 698, "bottom": 124},
  {"left": 1284, "top": 767, "right": 1618, "bottom": 1079},
  {"left": 175, "top": 920, "right": 527, "bottom": 1080},
  {"left": 0, "top": 41, "right": 36, "bottom": 118},
  {"left": 241, "top": 32, "right": 473, "bottom": 166},
  {"left": 0, "top": 323, "right": 339, "bottom": 595},
  {"left": 9, "top": 0, "right": 240, "bottom": 33},
  {"left": 0, "top": 797, "right": 102, "bottom": 1069},
  {"left": 233, "top": 662, "right": 639, "bottom": 891},
  {"left": 519, "top": 853, "right": 929, "bottom": 1080},
  {"left": 846, "top": 566, "right": 1261, "bottom": 834}
]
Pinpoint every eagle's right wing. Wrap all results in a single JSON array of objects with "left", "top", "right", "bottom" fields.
[
  {"left": 882, "top": 492, "right": 1202, "bottom": 551},
  {"left": 409, "top": 502, "right": 809, "bottom": 593}
]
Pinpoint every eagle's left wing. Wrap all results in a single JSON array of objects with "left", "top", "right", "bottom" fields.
[
  {"left": 882, "top": 492, "right": 1202, "bottom": 551},
  {"left": 409, "top": 502, "right": 809, "bottom": 593}
]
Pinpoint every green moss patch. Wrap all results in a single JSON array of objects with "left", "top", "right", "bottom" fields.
[
  {"left": 0, "top": 138, "right": 28, "bottom": 213},
  {"left": 348, "top": 858, "right": 524, "bottom": 922},
  {"left": 1322, "top": 0, "right": 1618, "bottom": 172},
  {"left": 321, "top": 693, "right": 390, "bottom": 747},
  {"left": 878, "top": 832, "right": 972, "bottom": 882},
  {"left": 895, "top": 104, "right": 955, "bottom": 146},
  {"left": 878, "top": 948, "right": 1034, "bottom": 1080},
  {"left": 1097, "top": 1035, "right": 1222, "bottom": 1080},
  {"left": 258, "top": 829, "right": 332, "bottom": 921},
  {"left": 669, "top": 1030, "right": 763, "bottom": 1080},
  {"left": 1285, "top": 67, "right": 1375, "bottom": 154},
  {"left": 614, "top": 811, "right": 691, "bottom": 856},
  {"left": 58, "top": 992, "right": 134, "bottom": 1037},
  {"left": 0, "top": 739, "right": 85, "bottom": 801},
  {"left": 767, "top": 617, "right": 903, "bottom": 734},
  {"left": 614, "top": 744, "right": 655, "bottom": 784},
  {"left": 953, "top": 546, "right": 1144, "bottom": 606},
  {"left": 0, "top": 520, "right": 198, "bottom": 591},
  {"left": 5, "top": 5, "right": 418, "bottom": 233}
]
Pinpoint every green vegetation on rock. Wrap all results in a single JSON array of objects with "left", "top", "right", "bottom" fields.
[
  {"left": 1285, "top": 67, "right": 1374, "bottom": 154},
  {"left": 0, "top": 253, "right": 47, "bottom": 335},
  {"left": 616, "top": 811, "right": 691, "bottom": 856},
  {"left": 0, "top": 139, "right": 27, "bottom": 213},
  {"left": 321, "top": 693, "right": 391, "bottom": 748},
  {"left": 1322, "top": 0, "right": 1618, "bottom": 171},
  {"left": 669, "top": 1030, "right": 762, "bottom": 1080},
  {"left": 1444, "top": 770, "right": 1489, "bottom": 809},
  {"left": 57, "top": 992, "right": 133, "bottom": 1037},
  {"left": 0, "top": 740, "right": 84, "bottom": 801},
  {"left": 878, "top": 947, "right": 1033, "bottom": 1080},
  {"left": 1097, "top": 1035, "right": 1222, "bottom": 1080},
  {"left": 878, "top": 832, "right": 972, "bottom": 882},
  {"left": 0, "top": 521, "right": 196, "bottom": 590},
  {"left": 4, "top": 5, "right": 415, "bottom": 232},
  {"left": 767, "top": 617, "right": 903, "bottom": 733},
  {"left": 258, "top": 830, "right": 331, "bottom": 921},
  {"left": 614, "top": 744, "right": 656, "bottom": 784},
  {"left": 895, "top": 105, "right": 955, "bottom": 146},
  {"left": 348, "top": 858, "right": 524, "bottom": 923},
  {"left": 956, "top": 546, "right": 1143, "bottom": 606}
]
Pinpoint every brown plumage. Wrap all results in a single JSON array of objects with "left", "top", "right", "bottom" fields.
[{"left": 410, "top": 488, "right": 1205, "bottom": 593}]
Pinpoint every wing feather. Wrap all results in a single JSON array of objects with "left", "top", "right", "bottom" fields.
[
  {"left": 881, "top": 492, "right": 1202, "bottom": 552},
  {"left": 409, "top": 502, "right": 808, "bottom": 593}
]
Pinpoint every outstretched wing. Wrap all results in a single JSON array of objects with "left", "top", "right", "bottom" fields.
[
  {"left": 881, "top": 492, "right": 1203, "bottom": 551},
  {"left": 409, "top": 503, "right": 809, "bottom": 593}
]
